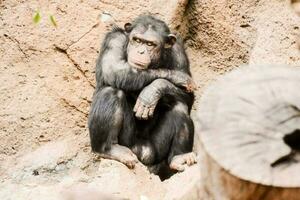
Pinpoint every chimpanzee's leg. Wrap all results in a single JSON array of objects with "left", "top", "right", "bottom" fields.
[
  {"left": 132, "top": 101, "right": 196, "bottom": 169},
  {"left": 167, "top": 108, "right": 197, "bottom": 171},
  {"left": 88, "top": 86, "right": 138, "bottom": 168}
]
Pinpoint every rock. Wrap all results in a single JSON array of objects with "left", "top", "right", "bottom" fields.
[{"left": 1, "top": 0, "right": 300, "bottom": 199}]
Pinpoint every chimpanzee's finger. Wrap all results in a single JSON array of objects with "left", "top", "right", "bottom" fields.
[
  {"left": 190, "top": 80, "right": 197, "bottom": 91},
  {"left": 183, "top": 84, "right": 191, "bottom": 93},
  {"left": 148, "top": 106, "right": 155, "bottom": 117},
  {"left": 184, "top": 81, "right": 197, "bottom": 93},
  {"left": 141, "top": 106, "right": 150, "bottom": 120},
  {"left": 135, "top": 104, "right": 145, "bottom": 119},
  {"left": 133, "top": 99, "right": 141, "bottom": 112}
]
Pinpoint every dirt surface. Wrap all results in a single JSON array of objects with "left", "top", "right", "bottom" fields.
[{"left": 1, "top": 0, "right": 300, "bottom": 199}]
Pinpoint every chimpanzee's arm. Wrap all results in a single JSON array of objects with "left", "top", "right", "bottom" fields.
[
  {"left": 96, "top": 29, "right": 194, "bottom": 92},
  {"left": 132, "top": 37, "right": 195, "bottom": 119},
  {"left": 134, "top": 79, "right": 193, "bottom": 120}
]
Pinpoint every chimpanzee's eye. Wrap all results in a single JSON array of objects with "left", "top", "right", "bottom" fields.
[
  {"left": 146, "top": 42, "right": 155, "bottom": 47},
  {"left": 133, "top": 37, "right": 141, "bottom": 43}
]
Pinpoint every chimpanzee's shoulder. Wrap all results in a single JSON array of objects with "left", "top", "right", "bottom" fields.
[
  {"left": 105, "top": 26, "right": 127, "bottom": 39},
  {"left": 100, "top": 26, "right": 127, "bottom": 51}
]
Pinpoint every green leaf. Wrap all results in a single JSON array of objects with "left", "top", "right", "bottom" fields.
[
  {"left": 33, "top": 11, "right": 41, "bottom": 24},
  {"left": 49, "top": 15, "right": 57, "bottom": 27}
]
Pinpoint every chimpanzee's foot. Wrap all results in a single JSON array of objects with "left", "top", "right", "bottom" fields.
[
  {"left": 169, "top": 152, "right": 197, "bottom": 172},
  {"left": 100, "top": 144, "right": 138, "bottom": 169}
]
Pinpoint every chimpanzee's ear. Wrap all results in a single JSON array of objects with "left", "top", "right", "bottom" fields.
[
  {"left": 164, "top": 34, "right": 177, "bottom": 48},
  {"left": 124, "top": 23, "right": 132, "bottom": 33}
]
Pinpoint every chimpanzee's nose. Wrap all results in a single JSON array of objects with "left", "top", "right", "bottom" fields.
[{"left": 138, "top": 49, "right": 145, "bottom": 54}]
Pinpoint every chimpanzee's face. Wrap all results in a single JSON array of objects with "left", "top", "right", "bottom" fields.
[{"left": 125, "top": 24, "right": 176, "bottom": 70}]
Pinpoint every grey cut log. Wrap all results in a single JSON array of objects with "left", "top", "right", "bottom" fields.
[{"left": 197, "top": 65, "right": 300, "bottom": 200}]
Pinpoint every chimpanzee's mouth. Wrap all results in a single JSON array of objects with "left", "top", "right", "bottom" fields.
[
  {"left": 129, "top": 59, "right": 148, "bottom": 69},
  {"left": 134, "top": 62, "right": 146, "bottom": 68}
]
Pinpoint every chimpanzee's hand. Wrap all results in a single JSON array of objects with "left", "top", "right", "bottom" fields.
[
  {"left": 169, "top": 71, "right": 197, "bottom": 93},
  {"left": 133, "top": 83, "right": 162, "bottom": 120}
]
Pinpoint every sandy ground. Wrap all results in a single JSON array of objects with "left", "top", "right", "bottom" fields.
[{"left": 0, "top": 0, "right": 300, "bottom": 199}]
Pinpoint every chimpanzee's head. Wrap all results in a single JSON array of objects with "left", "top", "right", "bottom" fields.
[{"left": 124, "top": 15, "right": 177, "bottom": 70}]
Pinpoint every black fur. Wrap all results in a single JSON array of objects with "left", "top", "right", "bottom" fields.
[{"left": 89, "top": 15, "right": 194, "bottom": 172}]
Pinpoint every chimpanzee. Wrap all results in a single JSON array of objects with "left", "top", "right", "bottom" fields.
[{"left": 88, "top": 15, "right": 197, "bottom": 173}]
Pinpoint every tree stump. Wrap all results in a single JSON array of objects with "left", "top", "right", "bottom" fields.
[{"left": 197, "top": 65, "right": 300, "bottom": 200}]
